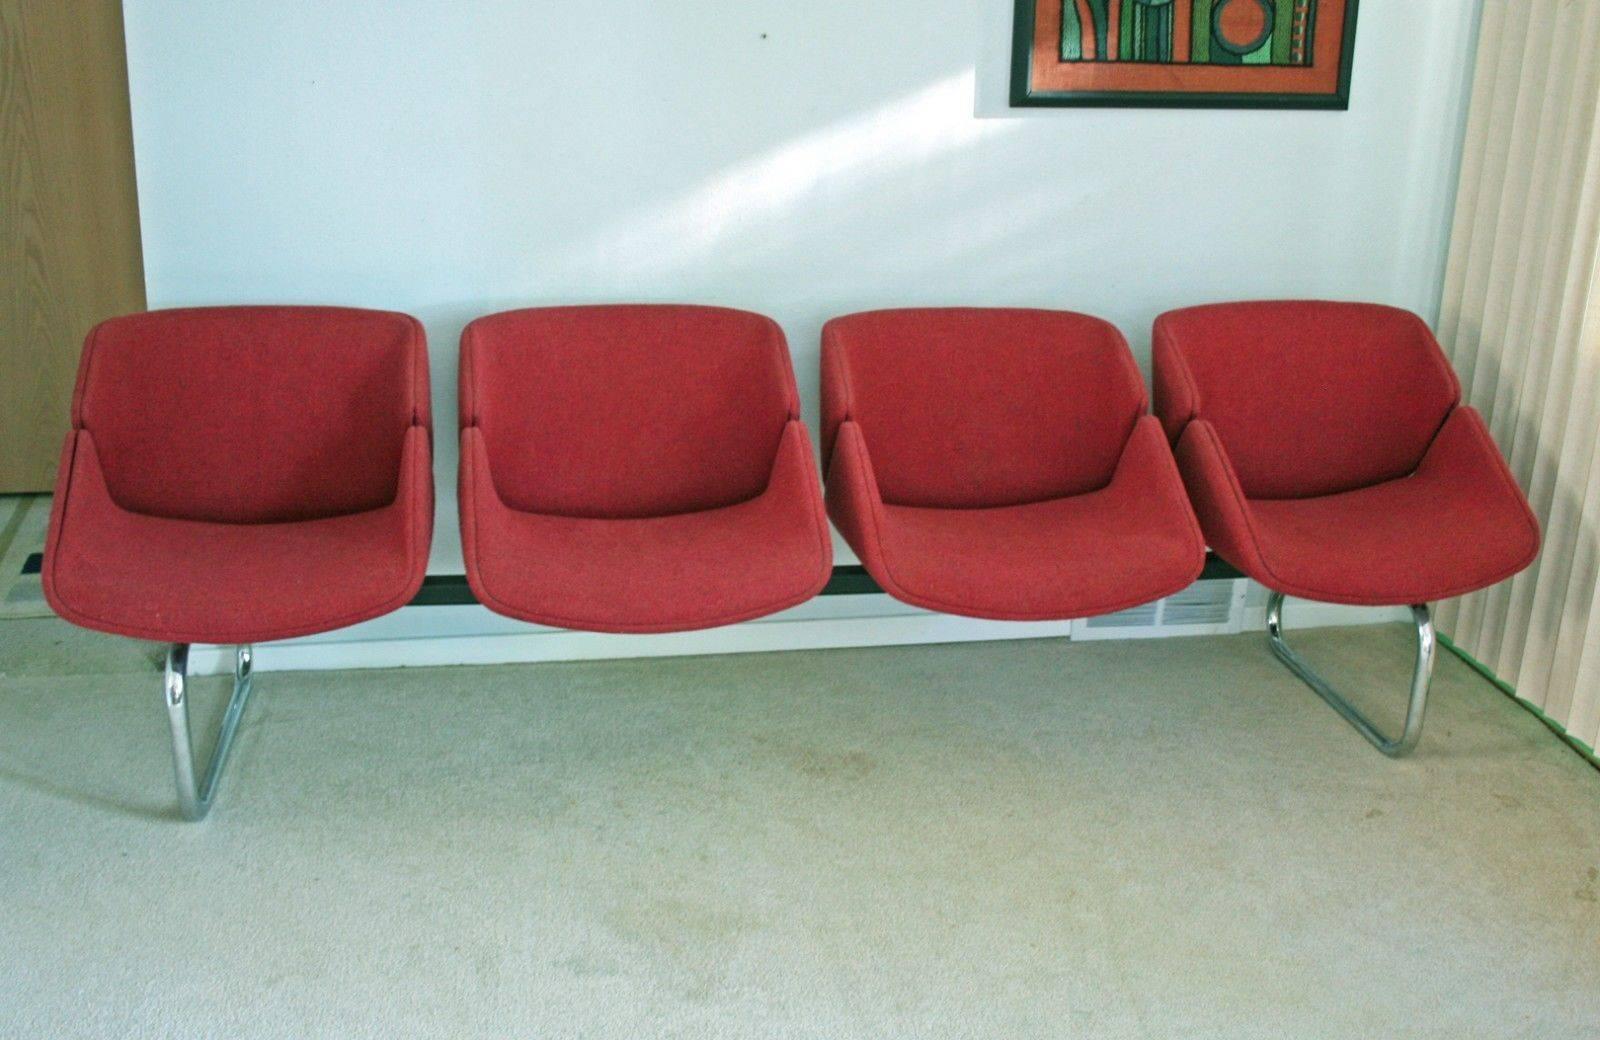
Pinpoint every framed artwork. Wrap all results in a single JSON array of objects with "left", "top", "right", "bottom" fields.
[{"left": 1011, "top": 1, "right": 1360, "bottom": 109}]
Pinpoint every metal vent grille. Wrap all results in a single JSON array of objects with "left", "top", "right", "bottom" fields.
[
  {"left": 1162, "top": 580, "right": 1239, "bottom": 627},
  {"left": 1072, "top": 579, "right": 1246, "bottom": 641},
  {"left": 1085, "top": 602, "right": 1160, "bottom": 629}
]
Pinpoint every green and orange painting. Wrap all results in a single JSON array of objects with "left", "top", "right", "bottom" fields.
[
  {"left": 1060, "top": 0, "right": 1315, "bottom": 65},
  {"left": 1013, "top": 0, "right": 1359, "bottom": 108}
]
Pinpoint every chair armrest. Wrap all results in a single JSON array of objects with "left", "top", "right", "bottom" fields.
[
  {"left": 1107, "top": 416, "right": 1206, "bottom": 570},
  {"left": 824, "top": 419, "right": 899, "bottom": 583},
  {"left": 758, "top": 419, "right": 834, "bottom": 583},
  {"left": 1417, "top": 406, "right": 1540, "bottom": 546},
  {"left": 764, "top": 419, "right": 820, "bottom": 491},
  {"left": 457, "top": 423, "right": 509, "bottom": 581},
  {"left": 1110, "top": 415, "right": 1192, "bottom": 489},
  {"left": 824, "top": 419, "right": 885, "bottom": 524},
  {"left": 1173, "top": 417, "right": 1274, "bottom": 583},
  {"left": 391, "top": 423, "right": 434, "bottom": 574},
  {"left": 1419, "top": 407, "right": 1522, "bottom": 484},
  {"left": 765, "top": 421, "right": 832, "bottom": 549},
  {"left": 42, "top": 429, "right": 113, "bottom": 625}
]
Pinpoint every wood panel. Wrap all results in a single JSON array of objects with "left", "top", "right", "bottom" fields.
[{"left": 1, "top": 0, "right": 145, "bottom": 492}]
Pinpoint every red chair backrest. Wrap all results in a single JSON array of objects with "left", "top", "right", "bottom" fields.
[
  {"left": 460, "top": 305, "right": 799, "bottom": 519},
  {"left": 822, "top": 308, "right": 1146, "bottom": 509},
  {"left": 73, "top": 306, "right": 428, "bottom": 524},
  {"left": 1154, "top": 301, "right": 1460, "bottom": 499}
]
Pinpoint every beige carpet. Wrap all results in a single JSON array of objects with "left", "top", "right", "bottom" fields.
[{"left": 0, "top": 616, "right": 1596, "bottom": 1039}]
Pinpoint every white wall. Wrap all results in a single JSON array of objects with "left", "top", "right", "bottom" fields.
[{"left": 121, "top": 1, "right": 1479, "bottom": 665}]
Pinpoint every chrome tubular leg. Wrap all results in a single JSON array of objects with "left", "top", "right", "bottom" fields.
[
  {"left": 1266, "top": 592, "right": 1435, "bottom": 758},
  {"left": 164, "top": 644, "right": 255, "bottom": 820}
]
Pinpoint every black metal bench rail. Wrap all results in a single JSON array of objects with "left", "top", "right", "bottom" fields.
[
  {"left": 19, "top": 551, "right": 1244, "bottom": 608},
  {"left": 406, "top": 554, "right": 1247, "bottom": 608}
]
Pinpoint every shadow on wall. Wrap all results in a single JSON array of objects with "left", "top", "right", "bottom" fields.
[
  {"left": 532, "top": 68, "right": 1360, "bottom": 321},
  {"left": 570, "top": 72, "right": 1016, "bottom": 279}
]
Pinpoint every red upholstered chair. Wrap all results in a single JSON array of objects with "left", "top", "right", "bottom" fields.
[
  {"left": 821, "top": 308, "right": 1205, "bottom": 620},
  {"left": 458, "top": 305, "right": 832, "bottom": 632},
  {"left": 1154, "top": 301, "right": 1540, "bottom": 756},
  {"left": 43, "top": 306, "right": 434, "bottom": 817}
]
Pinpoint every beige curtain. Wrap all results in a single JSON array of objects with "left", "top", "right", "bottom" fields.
[{"left": 1436, "top": 0, "right": 1600, "bottom": 753}]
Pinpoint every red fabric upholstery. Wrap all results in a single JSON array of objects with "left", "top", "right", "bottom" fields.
[
  {"left": 823, "top": 309, "right": 1205, "bottom": 620},
  {"left": 73, "top": 306, "right": 428, "bottom": 523},
  {"left": 1156, "top": 302, "right": 1539, "bottom": 605},
  {"left": 459, "top": 306, "right": 831, "bottom": 632},
  {"left": 462, "top": 422, "right": 830, "bottom": 632},
  {"left": 1154, "top": 301, "right": 1460, "bottom": 499},
  {"left": 44, "top": 307, "right": 434, "bottom": 644},
  {"left": 461, "top": 305, "right": 797, "bottom": 518},
  {"left": 822, "top": 308, "right": 1146, "bottom": 507}
]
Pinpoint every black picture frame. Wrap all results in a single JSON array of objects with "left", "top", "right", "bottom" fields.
[{"left": 1010, "top": 0, "right": 1360, "bottom": 110}]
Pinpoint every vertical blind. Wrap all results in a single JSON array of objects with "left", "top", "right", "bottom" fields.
[{"left": 1436, "top": 0, "right": 1600, "bottom": 753}]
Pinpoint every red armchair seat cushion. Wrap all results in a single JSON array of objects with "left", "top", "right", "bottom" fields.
[
  {"left": 832, "top": 418, "right": 1204, "bottom": 619},
  {"left": 822, "top": 308, "right": 1205, "bottom": 620},
  {"left": 459, "top": 305, "right": 831, "bottom": 632},
  {"left": 1175, "top": 409, "right": 1539, "bottom": 605},
  {"left": 461, "top": 423, "right": 830, "bottom": 632},
  {"left": 46, "top": 430, "right": 431, "bottom": 644}
]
